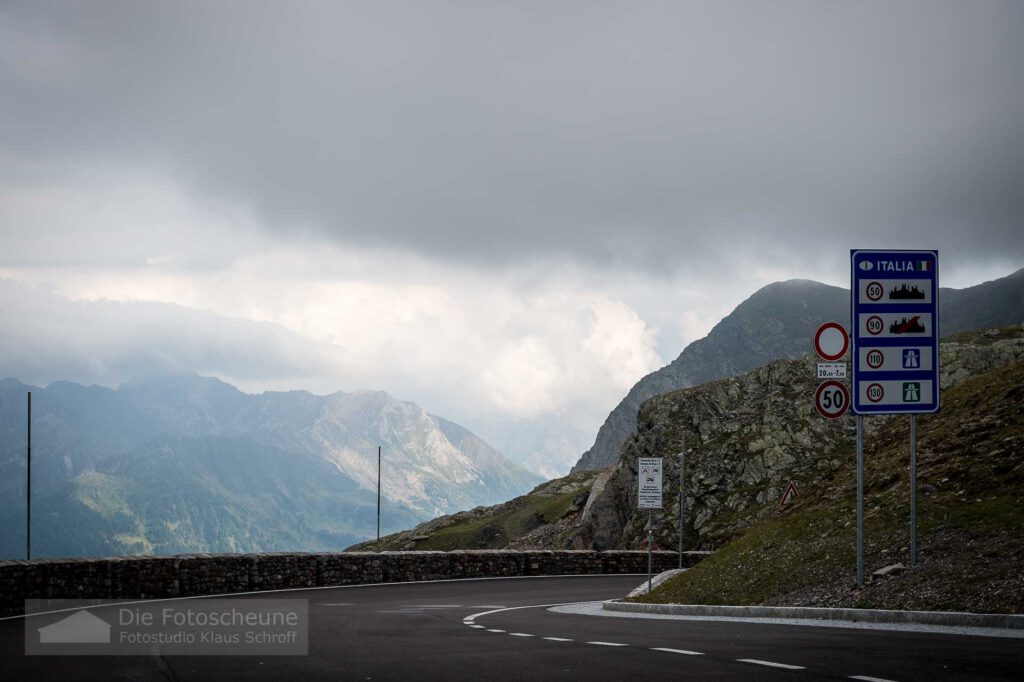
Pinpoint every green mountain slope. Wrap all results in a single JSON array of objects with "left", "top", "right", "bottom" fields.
[
  {"left": 635, "top": 344, "right": 1024, "bottom": 613},
  {"left": 0, "top": 376, "right": 539, "bottom": 559}
]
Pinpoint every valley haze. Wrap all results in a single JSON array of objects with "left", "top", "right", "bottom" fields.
[{"left": 1, "top": 2, "right": 1022, "bottom": 563}]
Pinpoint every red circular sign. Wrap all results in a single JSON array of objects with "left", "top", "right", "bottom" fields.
[
  {"left": 815, "top": 378, "right": 847, "bottom": 417},
  {"left": 866, "top": 349, "right": 884, "bottom": 369},
  {"left": 813, "top": 322, "right": 850, "bottom": 361},
  {"left": 866, "top": 281, "right": 884, "bottom": 301},
  {"left": 865, "top": 315, "right": 884, "bottom": 336},
  {"left": 815, "top": 319, "right": 847, "bottom": 360},
  {"left": 866, "top": 383, "right": 885, "bottom": 403},
  {"left": 814, "top": 380, "right": 850, "bottom": 419}
]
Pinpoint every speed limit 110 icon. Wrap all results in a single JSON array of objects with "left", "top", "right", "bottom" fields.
[{"left": 814, "top": 380, "right": 850, "bottom": 419}]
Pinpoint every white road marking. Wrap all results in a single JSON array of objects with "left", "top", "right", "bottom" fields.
[
  {"left": 738, "top": 659, "right": 805, "bottom": 670},
  {"left": 468, "top": 605, "right": 507, "bottom": 609},
  {"left": 400, "top": 604, "right": 462, "bottom": 608},
  {"left": 468, "top": 625, "right": 486, "bottom": 629},
  {"left": 487, "top": 629, "right": 506, "bottom": 633},
  {"left": 651, "top": 647, "right": 704, "bottom": 656},
  {"left": 466, "top": 600, "right": 602, "bottom": 624},
  {"left": 850, "top": 676, "right": 899, "bottom": 682},
  {"left": 543, "top": 637, "right": 573, "bottom": 642},
  {"left": 588, "top": 641, "right": 629, "bottom": 647},
  {"left": 508, "top": 632, "right": 534, "bottom": 637}
]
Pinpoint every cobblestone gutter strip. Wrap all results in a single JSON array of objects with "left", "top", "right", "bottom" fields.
[{"left": 603, "top": 600, "right": 1024, "bottom": 630}]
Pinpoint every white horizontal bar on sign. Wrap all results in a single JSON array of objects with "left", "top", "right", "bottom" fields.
[
  {"left": 858, "top": 347, "right": 932, "bottom": 372},
  {"left": 858, "top": 380, "right": 934, "bottom": 407},
  {"left": 857, "top": 313, "right": 934, "bottom": 340},
  {"left": 858, "top": 278, "right": 933, "bottom": 305},
  {"left": 817, "top": 362, "right": 847, "bottom": 379}
]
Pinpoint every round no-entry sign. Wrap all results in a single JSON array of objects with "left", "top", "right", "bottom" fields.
[
  {"left": 813, "top": 322, "right": 849, "bottom": 361},
  {"left": 814, "top": 380, "right": 850, "bottom": 419}
]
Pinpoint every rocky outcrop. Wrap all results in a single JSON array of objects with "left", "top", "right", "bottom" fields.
[
  {"left": 572, "top": 269, "right": 1024, "bottom": 473},
  {"left": 574, "top": 326, "right": 1024, "bottom": 552},
  {"left": 572, "top": 280, "right": 847, "bottom": 472}
]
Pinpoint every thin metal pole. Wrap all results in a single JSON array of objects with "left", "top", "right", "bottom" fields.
[
  {"left": 647, "top": 509, "right": 653, "bottom": 594},
  {"left": 376, "top": 445, "right": 381, "bottom": 552},
  {"left": 678, "top": 432, "right": 685, "bottom": 569},
  {"left": 26, "top": 391, "right": 31, "bottom": 561},
  {"left": 856, "top": 414, "right": 864, "bottom": 588},
  {"left": 910, "top": 415, "right": 917, "bottom": 567}
]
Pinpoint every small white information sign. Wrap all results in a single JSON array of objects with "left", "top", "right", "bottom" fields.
[
  {"left": 638, "top": 457, "right": 663, "bottom": 509},
  {"left": 816, "top": 362, "right": 847, "bottom": 379}
]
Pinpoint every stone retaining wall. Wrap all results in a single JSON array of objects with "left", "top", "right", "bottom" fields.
[{"left": 0, "top": 550, "right": 709, "bottom": 617}]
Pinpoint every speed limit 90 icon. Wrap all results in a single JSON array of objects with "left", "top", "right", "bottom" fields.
[{"left": 814, "top": 380, "right": 850, "bottom": 419}]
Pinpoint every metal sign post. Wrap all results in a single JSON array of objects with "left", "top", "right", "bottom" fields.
[
  {"left": 638, "top": 456, "right": 663, "bottom": 593},
  {"left": 851, "top": 249, "right": 939, "bottom": 580},
  {"left": 26, "top": 391, "right": 31, "bottom": 561},
  {"left": 376, "top": 445, "right": 381, "bottom": 552},
  {"left": 647, "top": 511, "right": 653, "bottom": 594},
  {"left": 910, "top": 415, "right": 917, "bottom": 567},
  {"left": 678, "top": 433, "right": 685, "bottom": 569},
  {"left": 856, "top": 415, "right": 864, "bottom": 588}
]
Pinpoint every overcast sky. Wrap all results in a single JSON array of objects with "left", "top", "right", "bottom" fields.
[{"left": 2, "top": 1, "right": 1022, "bottom": 471}]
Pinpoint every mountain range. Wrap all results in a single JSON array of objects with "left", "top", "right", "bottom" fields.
[
  {"left": 0, "top": 376, "right": 541, "bottom": 559},
  {"left": 572, "top": 268, "right": 1024, "bottom": 472}
]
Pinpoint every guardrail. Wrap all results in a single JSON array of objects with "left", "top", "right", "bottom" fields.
[{"left": 0, "top": 550, "right": 710, "bottom": 616}]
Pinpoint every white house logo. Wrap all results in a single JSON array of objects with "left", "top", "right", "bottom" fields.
[{"left": 38, "top": 610, "right": 111, "bottom": 644}]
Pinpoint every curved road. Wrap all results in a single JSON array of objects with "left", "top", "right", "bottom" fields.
[{"left": 3, "top": 575, "right": 1021, "bottom": 680}]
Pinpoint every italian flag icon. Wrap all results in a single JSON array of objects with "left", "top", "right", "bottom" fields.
[{"left": 917, "top": 260, "right": 932, "bottom": 272}]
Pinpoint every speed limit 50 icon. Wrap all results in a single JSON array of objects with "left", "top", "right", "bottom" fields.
[{"left": 814, "top": 380, "right": 850, "bottom": 419}]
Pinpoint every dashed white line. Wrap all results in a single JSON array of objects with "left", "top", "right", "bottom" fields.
[
  {"left": 486, "top": 629, "right": 506, "bottom": 633},
  {"left": 587, "top": 641, "right": 629, "bottom": 647},
  {"left": 508, "top": 632, "right": 535, "bottom": 637},
  {"left": 738, "top": 659, "right": 805, "bottom": 670},
  {"left": 651, "top": 647, "right": 704, "bottom": 656},
  {"left": 468, "top": 625, "right": 486, "bottom": 629},
  {"left": 543, "top": 637, "right": 573, "bottom": 642},
  {"left": 850, "top": 676, "right": 899, "bottom": 682}
]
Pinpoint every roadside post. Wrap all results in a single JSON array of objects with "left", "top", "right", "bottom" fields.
[
  {"left": 811, "top": 320, "right": 855, "bottom": 580},
  {"left": 851, "top": 249, "right": 940, "bottom": 580},
  {"left": 678, "top": 433, "right": 686, "bottom": 570},
  {"left": 377, "top": 445, "right": 381, "bottom": 552},
  {"left": 26, "top": 391, "right": 31, "bottom": 561},
  {"left": 638, "top": 456, "right": 663, "bottom": 594}
]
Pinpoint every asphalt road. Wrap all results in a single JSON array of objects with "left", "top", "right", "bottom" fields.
[{"left": 2, "top": 575, "right": 1021, "bottom": 681}]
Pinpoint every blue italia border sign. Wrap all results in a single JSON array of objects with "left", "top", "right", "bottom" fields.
[{"left": 850, "top": 249, "right": 940, "bottom": 414}]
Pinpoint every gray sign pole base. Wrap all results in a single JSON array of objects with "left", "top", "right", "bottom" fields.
[
  {"left": 856, "top": 414, "right": 864, "bottom": 588},
  {"left": 647, "top": 510, "right": 653, "bottom": 594},
  {"left": 910, "top": 414, "right": 917, "bottom": 567}
]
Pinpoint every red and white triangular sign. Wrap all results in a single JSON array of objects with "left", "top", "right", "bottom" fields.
[{"left": 779, "top": 481, "right": 799, "bottom": 507}]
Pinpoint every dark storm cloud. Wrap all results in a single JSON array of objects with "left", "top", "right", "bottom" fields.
[{"left": 3, "top": 0, "right": 1023, "bottom": 270}]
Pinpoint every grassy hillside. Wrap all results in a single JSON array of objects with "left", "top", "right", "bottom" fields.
[
  {"left": 347, "top": 471, "right": 601, "bottom": 551},
  {"left": 633, "top": 356, "right": 1024, "bottom": 613}
]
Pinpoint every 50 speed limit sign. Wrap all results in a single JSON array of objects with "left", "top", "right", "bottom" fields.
[{"left": 814, "top": 380, "right": 850, "bottom": 419}]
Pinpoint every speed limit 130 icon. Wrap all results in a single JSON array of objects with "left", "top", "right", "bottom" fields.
[{"left": 814, "top": 380, "right": 850, "bottom": 419}]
